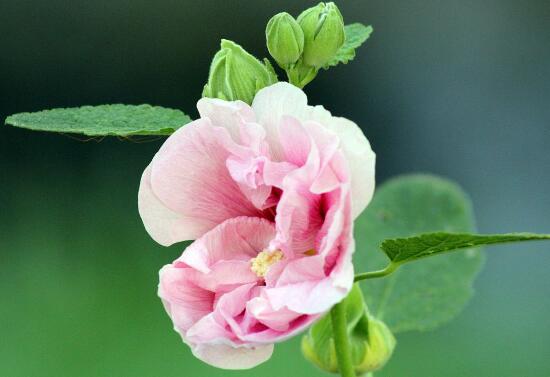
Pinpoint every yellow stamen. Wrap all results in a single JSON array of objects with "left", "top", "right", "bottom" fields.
[
  {"left": 304, "top": 249, "right": 317, "bottom": 256},
  {"left": 250, "top": 250, "right": 284, "bottom": 278}
]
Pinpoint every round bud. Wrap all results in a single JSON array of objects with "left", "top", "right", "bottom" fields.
[
  {"left": 297, "top": 2, "right": 345, "bottom": 68},
  {"left": 354, "top": 316, "right": 396, "bottom": 374},
  {"left": 266, "top": 12, "right": 304, "bottom": 68}
]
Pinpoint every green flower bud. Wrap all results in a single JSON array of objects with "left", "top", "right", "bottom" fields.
[
  {"left": 266, "top": 12, "right": 304, "bottom": 69},
  {"left": 297, "top": 2, "right": 345, "bottom": 68},
  {"left": 202, "top": 39, "right": 278, "bottom": 104},
  {"left": 301, "top": 285, "right": 396, "bottom": 375},
  {"left": 302, "top": 314, "right": 396, "bottom": 375},
  {"left": 352, "top": 316, "right": 396, "bottom": 374},
  {"left": 301, "top": 331, "right": 339, "bottom": 373}
]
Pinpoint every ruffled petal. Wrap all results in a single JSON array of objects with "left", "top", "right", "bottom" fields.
[
  {"left": 158, "top": 265, "right": 214, "bottom": 332},
  {"left": 252, "top": 82, "right": 376, "bottom": 218},
  {"left": 179, "top": 216, "right": 276, "bottom": 272},
  {"left": 197, "top": 98, "right": 256, "bottom": 144},
  {"left": 146, "top": 119, "right": 264, "bottom": 244},
  {"left": 265, "top": 278, "right": 346, "bottom": 314}
]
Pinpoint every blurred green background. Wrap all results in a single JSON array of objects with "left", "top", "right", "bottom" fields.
[{"left": 1, "top": 1, "right": 550, "bottom": 376}]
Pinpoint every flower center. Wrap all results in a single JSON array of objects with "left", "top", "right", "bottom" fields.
[{"left": 250, "top": 250, "right": 284, "bottom": 278}]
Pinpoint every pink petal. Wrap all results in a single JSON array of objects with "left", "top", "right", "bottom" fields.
[
  {"left": 272, "top": 255, "right": 326, "bottom": 286},
  {"left": 196, "top": 98, "right": 256, "bottom": 144},
  {"left": 278, "top": 115, "right": 312, "bottom": 166},
  {"left": 226, "top": 156, "right": 273, "bottom": 209},
  {"left": 138, "top": 166, "right": 204, "bottom": 246},
  {"left": 158, "top": 265, "right": 214, "bottom": 332},
  {"left": 186, "top": 313, "right": 235, "bottom": 344},
  {"left": 147, "top": 119, "right": 264, "bottom": 243},
  {"left": 252, "top": 82, "right": 376, "bottom": 218},
  {"left": 246, "top": 296, "right": 301, "bottom": 332},
  {"left": 265, "top": 278, "right": 346, "bottom": 314},
  {"left": 179, "top": 217, "right": 276, "bottom": 272},
  {"left": 184, "top": 260, "right": 258, "bottom": 292}
]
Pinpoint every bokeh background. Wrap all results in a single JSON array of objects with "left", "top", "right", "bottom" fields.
[{"left": 1, "top": 0, "right": 550, "bottom": 376}]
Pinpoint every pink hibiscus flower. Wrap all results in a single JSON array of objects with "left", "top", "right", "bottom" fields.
[{"left": 139, "top": 82, "right": 375, "bottom": 369}]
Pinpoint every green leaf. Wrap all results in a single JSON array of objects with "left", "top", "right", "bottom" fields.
[
  {"left": 4, "top": 104, "right": 192, "bottom": 136},
  {"left": 353, "top": 174, "right": 485, "bottom": 333},
  {"left": 325, "top": 23, "right": 373, "bottom": 68},
  {"left": 382, "top": 232, "right": 550, "bottom": 264}
]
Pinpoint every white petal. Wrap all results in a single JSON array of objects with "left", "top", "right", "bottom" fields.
[
  {"left": 138, "top": 165, "right": 204, "bottom": 246},
  {"left": 191, "top": 342, "right": 274, "bottom": 370}
]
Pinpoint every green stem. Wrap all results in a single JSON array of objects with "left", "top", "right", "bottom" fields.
[
  {"left": 330, "top": 300, "right": 357, "bottom": 377},
  {"left": 354, "top": 262, "right": 399, "bottom": 282}
]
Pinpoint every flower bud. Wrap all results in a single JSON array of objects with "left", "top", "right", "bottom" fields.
[
  {"left": 353, "top": 316, "right": 396, "bottom": 374},
  {"left": 301, "top": 330, "right": 339, "bottom": 373},
  {"left": 301, "top": 284, "right": 396, "bottom": 374},
  {"left": 266, "top": 12, "right": 304, "bottom": 69},
  {"left": 202, "top": 39, "right": 278, "bottom": 104},
  {"left": 302, "top": 314, "right": 396, "bottom": 374},
  {"left": 297, "top": 2, "right": 345, "bottom": 68}
]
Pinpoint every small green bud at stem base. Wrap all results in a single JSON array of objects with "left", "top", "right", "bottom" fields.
[{"left": 302, "top": 285, "right": 396, "bottom": 376}]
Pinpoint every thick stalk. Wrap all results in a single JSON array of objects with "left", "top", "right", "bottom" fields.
[{"left": 330, "top": 300, "right": 357, "bottom": 377}]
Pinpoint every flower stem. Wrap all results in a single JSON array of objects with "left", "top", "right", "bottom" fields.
[
  {"left": 354, "top": 262, "right": 399, "bottom": 283},
  {"left": 330, "top": 300, "right": 357, "bottom": 377}
]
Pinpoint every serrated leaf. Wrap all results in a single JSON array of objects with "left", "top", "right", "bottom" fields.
[
  {"left": 353, "top": 174, "right": 485, "bottom": 333},
  {"left": 325, "top": 23, "right": 373, "bottom": 68},
  {"left": 382, "top": 232, "right": 550, "bottom": 264},
  {"left": 5, "top": 104, "right": 191, "bottom": 136}
]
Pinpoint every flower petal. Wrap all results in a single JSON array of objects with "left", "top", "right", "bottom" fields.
[
  {"left": 146, "top": 119, "right": 264, "bottom": 244},
  {"left": 191, "top": 343, "right": 274, "bottom": 370},
  {"left": 265, "top": 278, "right": 346, "bottom": 314},
  {"left": 252, "top": 82, "right": 376, "bottom": 218},
  {"left": 158, "top": 265, "right": 214, "bottom": 332},
  {"left": 138, "top": 165, "right": 203, "bottom": 246},
  {"left": 179, "top": 216, "right": 276, "bottom": 273},
  {"left": 197, "top": 98, "right": 256, "bottom": 143}
]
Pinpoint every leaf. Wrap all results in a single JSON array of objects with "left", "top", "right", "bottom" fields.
[
  {"left": 353, "top": 174, "right": 485, "bottom": 333},
  {"left": 381, "top": 232, "right": 550, "bottom": 264},
  {"left": 4, "top": 104, "right": 192, "bottom": 136},
  {"left": 325, "top": 23, "right": 373, "bottom": 68}
]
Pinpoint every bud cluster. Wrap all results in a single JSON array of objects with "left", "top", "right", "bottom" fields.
[
  {"left": 266, "top": 2, "right": 346, "bottom": 87},
  {"left": 202, "top": 2, "right": 347, "bottom": 103}
]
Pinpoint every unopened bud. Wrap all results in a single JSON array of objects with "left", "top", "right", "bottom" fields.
[
  {"left": 302, "top": 284, "right": 396, "bottom": 374},
  {"left": 297, "top": 2, "right": 345, "bottom": 68},
  {"left": 353, "top": 316, "right": 396, "bottom": 374},
  {"left": 266, "top": 12, "right": 304, "bottom": 69},
  {"left": 202, "top": 39, "right": 278, "bottom": 104}
]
